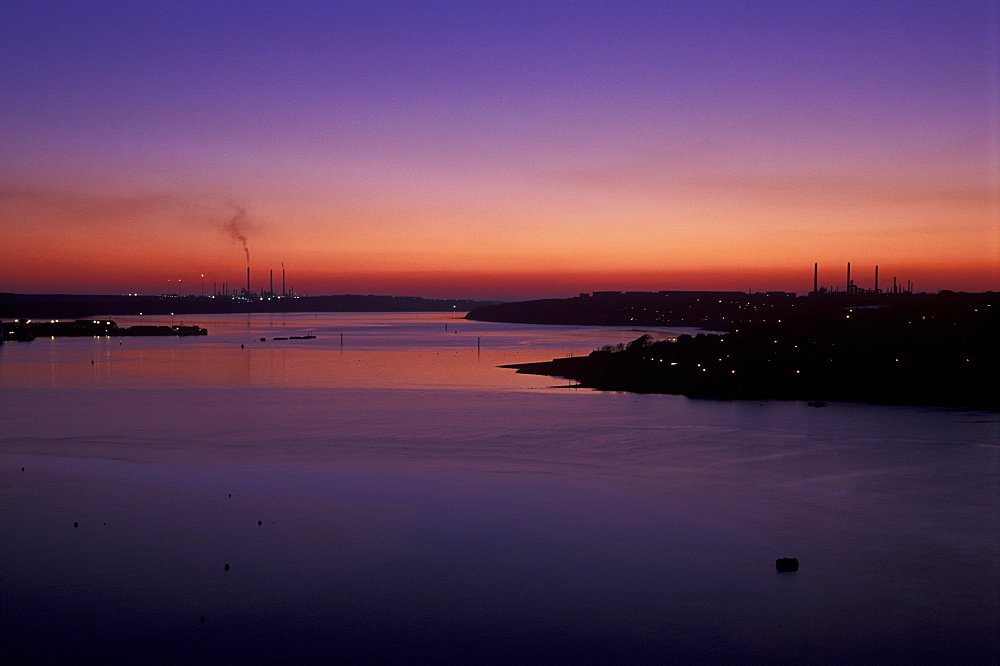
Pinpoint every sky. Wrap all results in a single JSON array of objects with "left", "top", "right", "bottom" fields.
[{"left": 1, "top": 0, "right": 997, "bottom": 300}]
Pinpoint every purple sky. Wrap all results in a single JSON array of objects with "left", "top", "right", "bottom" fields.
[{"left": 2, "top": 1, "right": 997, "bottom": 298}]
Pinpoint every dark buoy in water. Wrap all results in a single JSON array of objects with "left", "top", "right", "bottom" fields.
[
  {"left": 257, "top": 520, "right": 262, "bottom": 526},
  {"left": 73, "top": 521, "right": 79, "bottom": 528},
  {"left": 200, "top": 616, "right": 206, "bottom": 623},
  {"left": 776, "top": 557, "right": 799, "bottom": 572},
  {"left": 224, "top": 563, "right": 230, "bottom": 571},
  {"left": 240, "top": 343, "right": 244, "bottom": 349},
  {"left": 21, "top": 467, "right": 25, "bottom": 471},
  {"left": 228, "top": 493, "right": 231, "bottom": 498}
]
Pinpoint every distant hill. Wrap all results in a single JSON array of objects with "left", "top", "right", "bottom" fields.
[
  {"left": 468, "top": 290, "right": 795, "bottom": 329},
  {"left": 0, "top": 293, "right": 499, "bottom": 320},
  {"left": 467, "top": 289, "right": 996, "bottom": 332}
]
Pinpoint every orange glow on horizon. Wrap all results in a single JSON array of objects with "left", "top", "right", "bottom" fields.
[
  {"left": 3, "top": 180, "right": 996, "bottom": 300},
  {"left": 3, "top": 3, "right": 997, "bottom": 302},
  {"left": 4, "top": 255, "right": 996, "bottom": 301}
]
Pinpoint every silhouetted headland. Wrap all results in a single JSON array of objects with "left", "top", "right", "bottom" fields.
[{"left": 496, "top": 290, "right": 997, "bottom": 410}]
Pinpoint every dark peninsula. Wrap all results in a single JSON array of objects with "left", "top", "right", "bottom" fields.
[{"left": 492, "top": 290, "right": 998, "bottom": 410}]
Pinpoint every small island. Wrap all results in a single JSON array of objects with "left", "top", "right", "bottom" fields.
[
  {"left": 1, "top": 319, "right": 207, "bottom": 341},
  {"left": 501, "top": 291, "right": 997, "bottom": 410}
]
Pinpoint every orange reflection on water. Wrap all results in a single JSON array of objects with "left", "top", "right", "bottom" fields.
[{"left": 0, "top": 313, "right": 636, "bottom": 392}]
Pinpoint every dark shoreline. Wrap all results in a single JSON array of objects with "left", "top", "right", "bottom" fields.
[{"left": 0, "top": 292, "right": 496, "bottom": 320}]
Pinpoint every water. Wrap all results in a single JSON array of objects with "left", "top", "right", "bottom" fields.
[{"left": 2, "top": 313, "right": 997, "bottom": 663}]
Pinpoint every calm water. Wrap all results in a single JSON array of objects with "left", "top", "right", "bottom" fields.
[{"left": 2, "top": 312, "right": 997, "bottom": 664}]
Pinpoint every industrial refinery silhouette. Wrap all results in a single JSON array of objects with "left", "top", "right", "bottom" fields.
[
  {"left": 810, "top": 262, "right": 914, "bottom": 296},
  {"left": 209, "top": 265, "right": 293, "bottom": 301}
]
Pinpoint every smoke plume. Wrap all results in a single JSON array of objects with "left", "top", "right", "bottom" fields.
[{"left": 223, "top": 207, "right": 251, "bottom": 265}]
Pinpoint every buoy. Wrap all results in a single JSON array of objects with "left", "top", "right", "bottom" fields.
[
  {"left": 776, "top": 557, "right": 799, "bottom": 571},
  {"left": 257, "top": 520, "right": 262, "bottom": 526},
  {"left": 73, "top": 521, "right": 79, "bottom": 528},
  {"left": 200, "top": 616, "right": 206, "bottom": 623},
  {"left": 224, "top": 563, "right": 230, "bottom": 571}
]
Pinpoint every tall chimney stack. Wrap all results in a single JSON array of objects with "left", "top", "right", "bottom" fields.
[
  {"left": 270, "top": 269, "right": 273, "bottom": 296},
  {"left": 847, "top": 262, "right": 851, "bottom": 294},
  {"left": 813, "top": 263, "right": 818, "bottom": 293},
  {"left": 282, "top": 267, "right": 286, "bottom": 297},
  {"left": 875, "top": 265, "right": 879, "bottom": 294},
  {"left": 247, "top": 266, "right": 251, "bottom": 295}
]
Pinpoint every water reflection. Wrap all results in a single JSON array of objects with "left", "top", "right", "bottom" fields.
[
  {"left": 1, "top": 313, "right": 997, "bottom": 663},
  {"left": 1, "top": 312, "right": 685, "bottom": 391}
]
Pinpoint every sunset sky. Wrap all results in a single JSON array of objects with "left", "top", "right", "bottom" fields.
[{"left": 2, "top": 1, "right": 997, "bottom": 300}]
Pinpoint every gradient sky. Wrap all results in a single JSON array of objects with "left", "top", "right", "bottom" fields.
[{"left": 2, "top": 0, "right": 997, "bottom": 299}]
